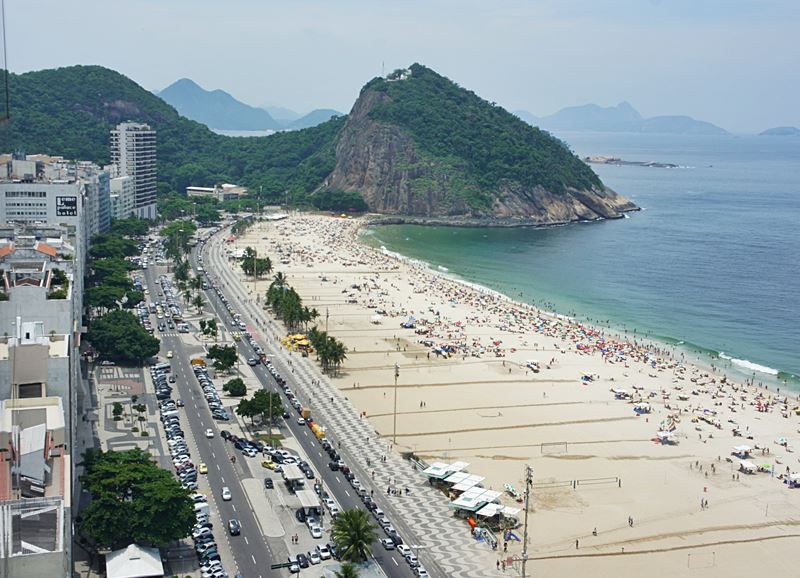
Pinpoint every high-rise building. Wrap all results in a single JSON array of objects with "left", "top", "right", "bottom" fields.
[{"left": 110, "top": 122, "right": 157, "bottom": 220}]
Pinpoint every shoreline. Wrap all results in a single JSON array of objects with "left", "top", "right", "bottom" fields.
[{"left": 361, "top": 222, "right": 798, "bottom": 391}]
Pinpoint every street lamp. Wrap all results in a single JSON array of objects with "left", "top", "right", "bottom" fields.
[{"left": 392, "top": 363, "right": 399, "bottom": 444}]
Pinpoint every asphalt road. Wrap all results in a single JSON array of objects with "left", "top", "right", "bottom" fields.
[
  {"left": 144, "top": 266, "right": 283, "bottom": 578},
  {"left": 192, "top": 243, "right": 420, "bottom": 578}
]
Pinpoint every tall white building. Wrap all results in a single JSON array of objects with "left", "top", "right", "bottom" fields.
[{"left": 110, "top": 122, "right": 157, "bottom": 219}]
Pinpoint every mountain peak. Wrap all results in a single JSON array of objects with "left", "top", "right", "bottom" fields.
[{"left": 324, "top": 63, "right": 636, "bottom": 223}]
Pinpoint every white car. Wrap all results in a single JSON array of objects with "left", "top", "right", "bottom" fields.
[
  {"left": 308, "top": 550, "right": 321, "bottom": 565},
  {"left": 221, "top": 487, "right": 232, "bottom": 501},
  {"left": 316, "top": 544, "right": 331, "bottom": 560},
  {"left": 397, "top": 544, "right": 411, "bottom": 558},
  {"left": 310, "top": 525, "right": 323, "bottom": 539},
  {"left": 297, "top": 417, "right": 306, "bottom": 426},
  {"left": 205, "top": 429, "right": 214, "bottom": 438},
  {"left": 416, "top": 567, "right": 429, "bottom": 577}
]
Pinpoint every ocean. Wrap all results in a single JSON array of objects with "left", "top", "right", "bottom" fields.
[{"left": 363, "top": 131, "right": 800, "bottom": 388}]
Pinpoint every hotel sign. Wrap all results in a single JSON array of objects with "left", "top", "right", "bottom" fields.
[{"left": 56, "top": 196, "right": 78, "bottom": 216}]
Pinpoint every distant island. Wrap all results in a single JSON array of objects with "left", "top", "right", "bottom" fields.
[
  {"left": 759, "top": 126, "right": 800, "bottom": 136},
  {"left": 585, "top": 155, "right": 679, "bottom": 168},
  {"left": 158, "top": 78, "right": 343, "bottom": 131},
  {"left": 515, "top": 102, "right": 728, "bottom": 135}
]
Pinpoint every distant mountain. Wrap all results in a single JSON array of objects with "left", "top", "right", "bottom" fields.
[
  {"left": 289, "top": 109, "right": 344, "bottom": 130},
  {"left": 263, "top": 105, "right": 301, "bottom": 123},
  {"left": 759, "top": 126, "right": 800, "bottom": 136},
  {"left": 158, "top": 78, "right": 281, "bottom": 130},
  {"left": 515, "top": 102, "right": 728, "bottom": 135}
]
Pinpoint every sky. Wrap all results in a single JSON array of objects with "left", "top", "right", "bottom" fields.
[{"left": 6, "top": 0, "right": 799, "bottom": 133}]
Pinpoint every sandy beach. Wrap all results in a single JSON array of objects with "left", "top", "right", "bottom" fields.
[{"left": 226, "top": 213, "right": 800, "bottom": 577}]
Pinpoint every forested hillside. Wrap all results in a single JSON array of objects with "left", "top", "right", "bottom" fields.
[{"left": 0, "top": 66, "right": 343, "bottom": 200}]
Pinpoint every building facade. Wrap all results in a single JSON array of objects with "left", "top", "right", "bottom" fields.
[
  {"left": 186, "top": 183, "right": 247, "bottom": 203},
  {"left": 109, "top": 175, "right": 135, "bottom": 220},
  {"left": 110, "top": 122, "right": 157, "bottom": 220},
  {"left": 0, "top": 225, "right": 81, "bottom": 578}
]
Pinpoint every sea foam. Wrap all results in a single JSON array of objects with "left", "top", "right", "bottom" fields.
[{"left": 719, "top": 352, "right": 779, "bottom": 376}]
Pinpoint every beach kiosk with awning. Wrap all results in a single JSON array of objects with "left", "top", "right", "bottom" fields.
[
  {"left": 732, "top": 445, "right": 752, "bottom": 458},
  {"left": 421, "top": 461, "right": 470, "bottom": 480},
  {"left": 450, "top": 488, "right": 502, "bottom": 513}
]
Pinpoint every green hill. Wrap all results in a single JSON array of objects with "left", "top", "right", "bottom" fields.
[
  {"left": 0, "top": 65, "right": 343, "bottom": 199},
  {"left": 0, "top": 64, "right": 635, "bottom": 224},
  {"left": 327, "top": 64, "right": 635, "bottom": 222}
]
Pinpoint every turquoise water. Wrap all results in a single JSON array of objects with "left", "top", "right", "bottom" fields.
[{"left": 364, "top": 132, "right": 800, "bottom": 387}]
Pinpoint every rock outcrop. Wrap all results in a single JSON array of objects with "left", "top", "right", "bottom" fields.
[{"left": 323, "top": 65, "right": 638, "bottom": 226}]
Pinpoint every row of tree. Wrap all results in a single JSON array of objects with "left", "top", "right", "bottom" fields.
[
  {"left": 240, "top": 246, "right": 273, "bottom": 277},
  {"left": 85, "top": 221, "right": 160, "bottom": 363},
  {"left": 308, "top": 327, "right": 348, "bottom": 375},
  {"left": 265, "top": 273, "right": 320, "bottom": 332}
]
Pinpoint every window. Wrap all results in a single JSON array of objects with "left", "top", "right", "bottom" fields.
[{"left": 17, "top": 382, "right": 44, "bottom": 398}]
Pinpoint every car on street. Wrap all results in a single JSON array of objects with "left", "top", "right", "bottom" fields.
[
  {"left": 221, "top": 487, "right": 232, "bottom": 501},
  {"left": 205, "top": 429, "right": 214, "bottom": 438},
  {"left": 247, "top": 357, "right": 258, "bottom": 366},
  {"left": 199, "top": 463, "right": 208, "bottom": 474},
  {"left": 228, "top": 519, "right": 241, "bottom": 536},
  {"left": 264, "top": 478, "right": 274, "bottom": 489},
  {"left": 296, "top": 417, "right": 306, "bottom": 426},
  {"left": 166, "top": 350, "right": 173, "bottom": 358},
  {"left": 296, "top": 553, "right": 309, "bottom": 568},
  {"left": 310, "top": 525, "right": 323, "bottom": 539},
  {"left": 316, "top": 544, "right": 331, "bottom": 560},
  {"left": 308, "top": 550, "right": 321, "bottom": 565},
  {"left": 380, "top": 538, "right": 396, "bottom": 550}
]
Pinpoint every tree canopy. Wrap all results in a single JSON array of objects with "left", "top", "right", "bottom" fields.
[
  {"left": 110, "top": 218, "right": 150, "bottom": 237},
  {"left": 77, "top": 448, "right": 194, "bottom": 550},
  {"left": 87, "top": 309, "right": 160, "bottom": 362},
  {"left": 207, "top": 344, "right": 238, "bottom": 372},
  {"left": 223, "top": 377, "right": 247, "bottom": 397},
  {"left": 240, "top": 247, "right": 272, "bottom": 278},
  {"left": 331, "top": 509, "right": 377, "bottom": 563}
]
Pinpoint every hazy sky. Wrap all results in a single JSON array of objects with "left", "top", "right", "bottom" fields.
[{"left": 7, "top": 0, "right": 799, "bottom": 132}]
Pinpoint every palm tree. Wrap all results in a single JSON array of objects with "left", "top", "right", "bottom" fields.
[
  {"left": 334, "top": 562, "right": 360, "bottom": 578},
  {"left": 192, "top": 293, "right": 205, "bottom": 313},
  {"left": 331, "top": 509, "right": 376, "bottom": 563},
  {"left": 189, "top": 275, "right": 203, "bottom": 296}
]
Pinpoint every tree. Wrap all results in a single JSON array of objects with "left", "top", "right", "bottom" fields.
[
  {"left": 207, "top": 344, "right": 237, "bottom": 373},
  {"left": 192, "top": 293, "right": 205, "bottom": 313},
  {"left": 235, "top": 398, "right": 257, "bottom": 424},
  {"left": 77, "top": 448, "right": 194, "bottom": 550},
  {"left": 110, "top": 218, "right": 150, "bottom": 237},
  {"left": 331, "top": 509, "right": 377, "bottom": 563},
  {"left": 250, "top": 390, "right": 283, "bottom": 424},
  {"left": 334, "top": 563, "right": 360, "bottom": 578},
  {"left": 173, "top": 259, "right": 190, "bottom": 282},
  {"left": 240, "top": 247, "right": 272, "bottom": 278},
  {"left": 87, "top": 310, "right": 160, "bottom": 363},
  {"left": 88, "top": 234, "right": 139, "bottom": 260},
  {"left": 223, "top": 378, "right": 247, "bottom": 397},
  {"left": 112, "top": 402, "right": 123, "bottom": 421}
]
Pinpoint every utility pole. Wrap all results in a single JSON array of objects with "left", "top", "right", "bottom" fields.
[
  {"left": 521, "top": 465, "right": 533, "bottom": 578},
  {"left": 392, "top": 363, "right": 399, "bottom": 444},
  {"left": 325, "top": 307, "right": 329, "bottom": 333},
  {"left": 252, "top": 247, "right": 257, "bottom": 296}
]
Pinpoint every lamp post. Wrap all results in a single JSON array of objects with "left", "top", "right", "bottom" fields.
[{"left": 392, "top": 363, "right": 399, "bottom": 444}]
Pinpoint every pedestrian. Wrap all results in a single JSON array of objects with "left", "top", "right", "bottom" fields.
[
  {"left": 501, "top": 560, "right": 506, "bottom": 571},
  {"left": 575, "top": 539, "right": 579, "bottom": 549},
  {"left": 503, "top": 542, "right": 507, "bottom": 553},
  {"left": 592, "top": 527, "right": 597, "bottom": 536},
  {"left": 496, "top": 561, "right": 500, "bottom": 570}
]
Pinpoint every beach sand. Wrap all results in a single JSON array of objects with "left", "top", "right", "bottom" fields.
[{"left": 227, "top": 213, "right": 800, "bottom": 576}]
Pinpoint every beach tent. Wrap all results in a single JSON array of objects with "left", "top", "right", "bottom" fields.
[
  {"left": 371, "top": 314, "right": 382, "bottom": 324},
  {"left": 739, "top": 460, "right": 756, "bottom": 474},
  {"left": 732, "top": 445, "right": 752, "bottom": 458},
  {"left": 789, "top": 473, "right": 800, "bottom": 488}
]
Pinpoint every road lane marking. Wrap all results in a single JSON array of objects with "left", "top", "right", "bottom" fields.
[
  {"left": 393, "top": 558, "right": 399, "bottom": 566},
  {"left": 251, "top": 554, "right": 257, "bottom": 564},
  {"left": 244, "top": 536, "right": 249, "bottom": 545},
  {"left": 345, "top": 490, "right": 350, "bottom": 497}
]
